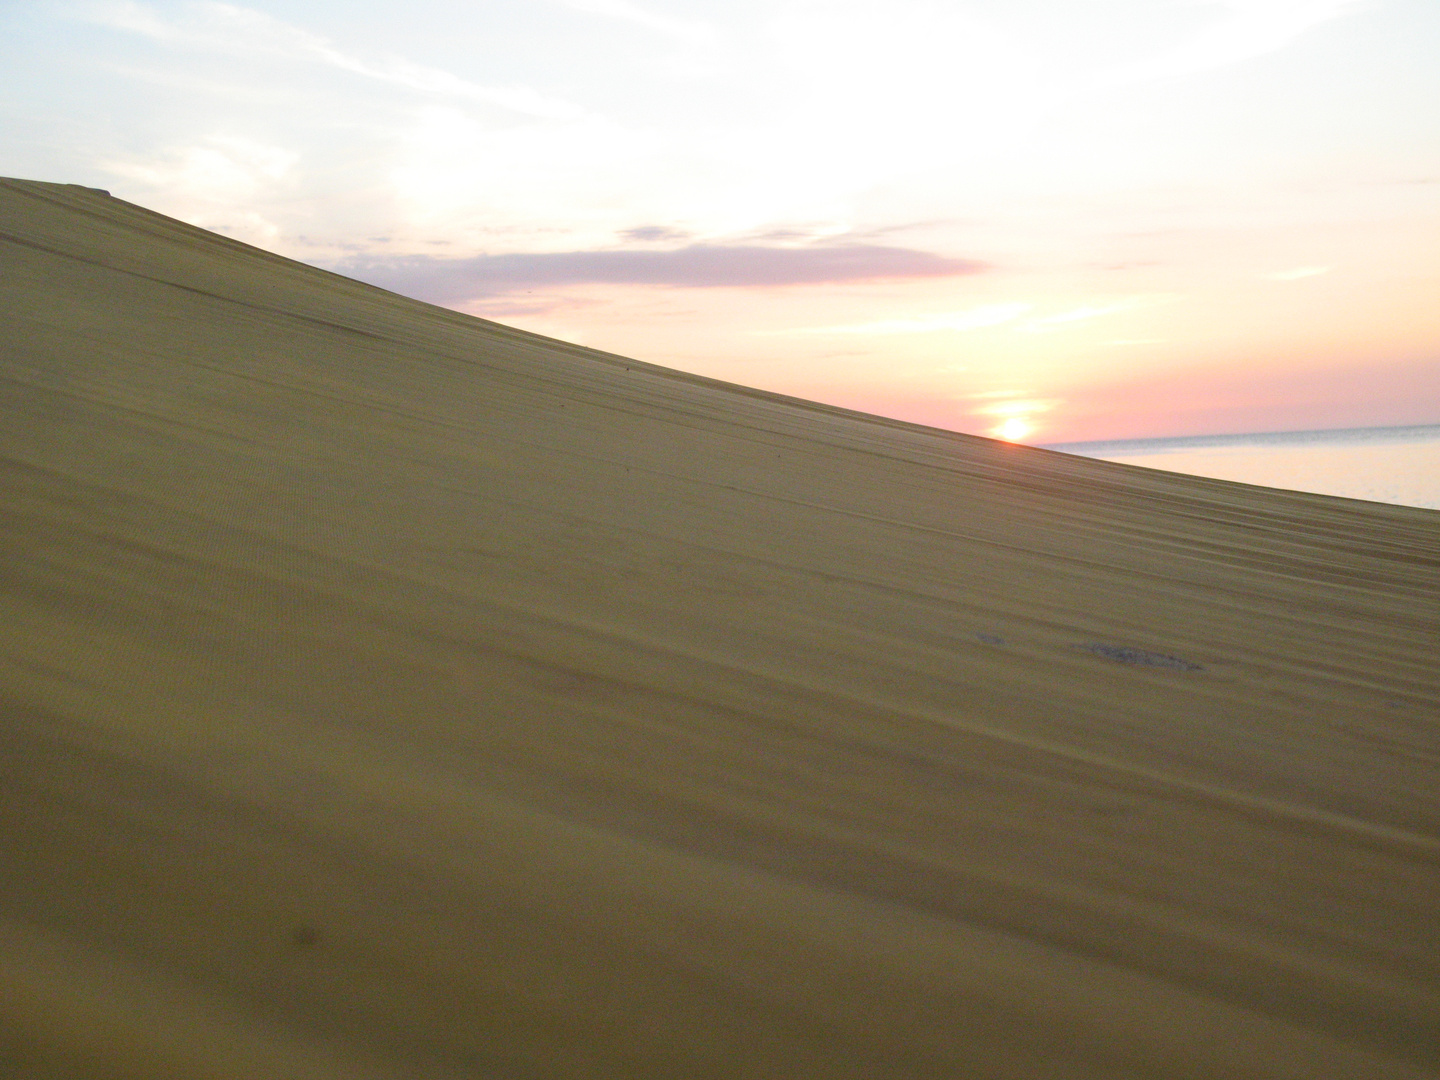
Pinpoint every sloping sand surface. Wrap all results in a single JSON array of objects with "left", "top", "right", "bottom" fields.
[{"left": 2, "top": 177, "right": 1437, "bottom": 1078}]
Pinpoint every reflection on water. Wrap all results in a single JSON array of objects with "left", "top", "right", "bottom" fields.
[{"left": 1044, "top": 425, "right": 1440, "bottom": 511}]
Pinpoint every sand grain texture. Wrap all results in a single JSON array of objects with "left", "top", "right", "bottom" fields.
[{"left": 2, "top": 178, "right": 1438, "bottom": 1078}]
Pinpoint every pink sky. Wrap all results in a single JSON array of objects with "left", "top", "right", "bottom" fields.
[{"left": 4, "top": 0, "right": 1437, "bottom": 443}]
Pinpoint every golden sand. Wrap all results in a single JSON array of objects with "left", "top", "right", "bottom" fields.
[{"left": 2, "top": 177, "right": 1437, "bottom": 1078}]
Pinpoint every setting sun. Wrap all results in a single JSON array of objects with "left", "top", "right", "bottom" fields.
[{"left": 992, "top": 417, "right": 1034, "bottom": 442}]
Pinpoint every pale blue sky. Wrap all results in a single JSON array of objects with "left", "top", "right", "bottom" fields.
[{"left": 3, "top": 1, "right": 1438, "bottom": 440}]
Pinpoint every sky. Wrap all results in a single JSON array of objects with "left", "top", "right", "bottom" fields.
[{"left": 2, "top": 0, "right": 1438, "bottom": 443}]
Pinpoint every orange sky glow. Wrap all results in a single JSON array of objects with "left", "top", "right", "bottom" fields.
[{"left": 3, "top": 0, "right": 1436, "bottom": 443}]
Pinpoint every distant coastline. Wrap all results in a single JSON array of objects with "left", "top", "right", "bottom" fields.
[
  {"left": 1043, "top": 422, "right": 1440, "bottom": 457},
  {"left": 1042, "top": 422, "right": 1440, "bottom": 510}
]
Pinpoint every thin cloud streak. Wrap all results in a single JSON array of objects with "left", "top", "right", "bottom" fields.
[
  {"left": 1022, "top": 302, "right": 1137, "bottom": 330},
  {"left": 85, "top": 1, "right": 585, "bottom": 119},
  {"left": 976, "top": 397, "right": 1061, "bottom": 418},
  {"left": 1264, "top": 265, "right": 1332, "bottom": 280},
  {"left": 778, "top": 303, "right": 1030, "bottom": 336},
  {"left": 562, "top": 0, "right": 714, "bottom": 43},
  {"left": 1020, "top": 294, "right": 1183, "bottom": 333},
  {"left": 1100, "top": 0, "right": 1366, "bottom": 84},
  {"left": 340, "top": 244, "right": 986, "bottom": 304}
]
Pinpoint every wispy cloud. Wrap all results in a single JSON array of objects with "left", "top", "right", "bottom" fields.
[
  {"left": 1021, "top": 302, "right": 1137, "bottom": 331},
  {"left": 561, "top": 0, "right": 714, "bottom": 44},
  {"left": 103, "top": 134, "right": 295, "bottom": 198},
  {"left": 1101, "top": 0, "right": 1367, "bottom": 84},
  {"left": 1019, "top": 294, "right": 1181, "bottom": 333},
  {"left": 976, "top": 397, "right": 1060, "bottom": 418},
  {"left": 339, "top": 244, "right": 985, "bottom": 304},
  {"left": 85, "top": 1, "right": 584, "bottom": 119},
  {"left": 1263, "top": 264, "right": 1332, "bottom": 280},
  {"left": 100, "top": 133, "right": 297, "bottom": 244},
  {"left": 777, "top": 302, "right": 1028, "bottom": 336},
  {"left": 620, "top": 225, "right": 694, "bottom": 243}
]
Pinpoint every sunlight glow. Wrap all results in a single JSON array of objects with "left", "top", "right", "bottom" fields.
[{"left": 992, "top": 417, "right": 1034, "bottom": 442}]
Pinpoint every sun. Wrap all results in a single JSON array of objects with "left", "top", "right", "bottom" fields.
[{"left": 992, "top": 417, "right": 1034, "bottom": 442}]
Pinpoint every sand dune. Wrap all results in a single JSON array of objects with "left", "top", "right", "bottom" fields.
[{"left": 2, "top": 177, "right": 1437, "bottom": 1078}]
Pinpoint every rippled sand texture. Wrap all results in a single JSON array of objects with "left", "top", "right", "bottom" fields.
[{"left": 2, "top": 178, "right": 1438, "bottom": 1079}]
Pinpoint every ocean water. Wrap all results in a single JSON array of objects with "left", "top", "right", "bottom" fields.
[{"left": 1043, "top": 424, "right": 1440, "bottom": 511}]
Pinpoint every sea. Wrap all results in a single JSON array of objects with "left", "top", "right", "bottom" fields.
[{"left": 1042, "top": 424, "right": 1440, "bottom": 511}]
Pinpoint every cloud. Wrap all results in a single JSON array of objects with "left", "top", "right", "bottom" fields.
[
  {"left": 101, "top": 134, "right": 295, "bottom": 244},
  {"left": 1019, "top": 294, "right": 1183, "bottom": 333},
  {"left": 1263, "top": 265, "right": 1332, "bottom": 280},
  {"left": 338, "top": 244, "right": 985, "bottom": 303},
  {"left": 105, "top": 134, "right": 295, "bottom": 195},
  {"left": 1020, "top": 301, "right": 1137, "bottom": 332},
  {"left": 86, "top": 1, "right": 583, "bottom": 119},
  {"left": 620, "top": 225, "right": 693, "bottom": 243},
  {"left": 975, "top": 398, "right": 1060, "bottom": 418},
  {"left": 561, "top": 0, "right": 714, "bottom": 43},
  {"left": 777, "top": 303, "right": 1028, "bottom": 336},
  {"left": 1100, "top": 0, "right": 1367, "bottom": 84}
]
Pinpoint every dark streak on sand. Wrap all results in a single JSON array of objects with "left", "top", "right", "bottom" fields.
[{"left": 1083, "top": 644, "right": 1204, "bottom": 671}]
